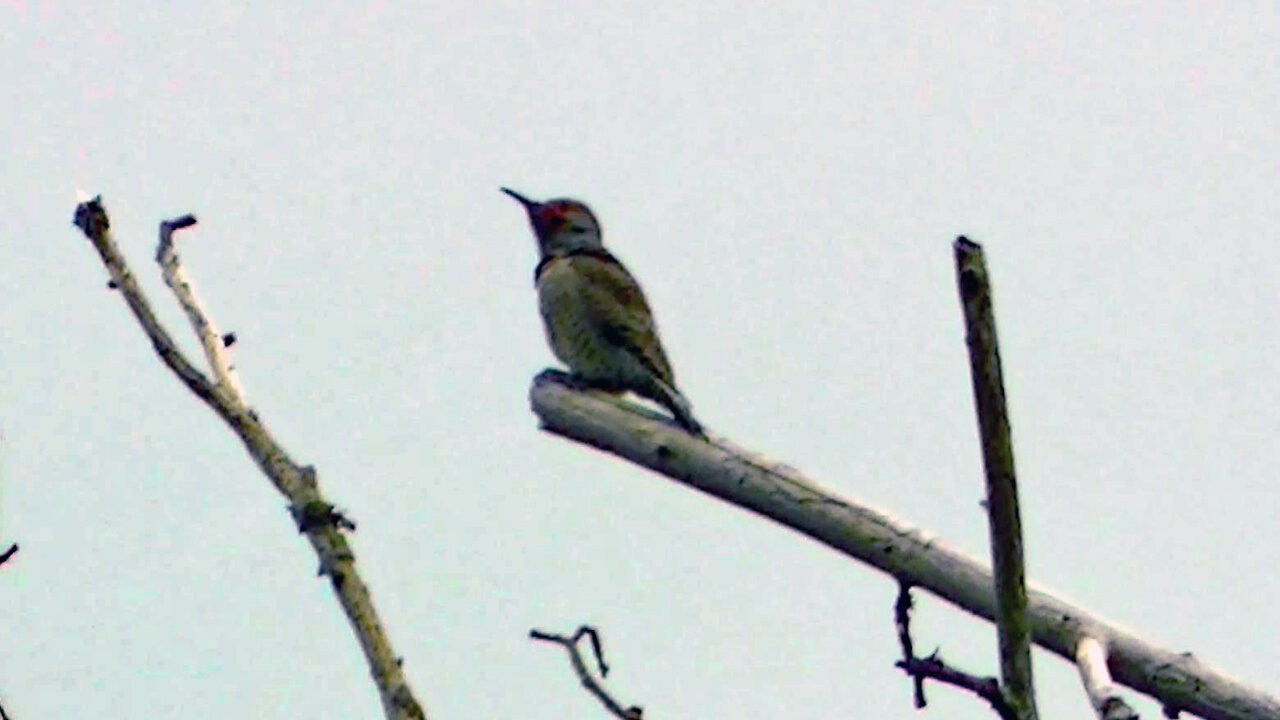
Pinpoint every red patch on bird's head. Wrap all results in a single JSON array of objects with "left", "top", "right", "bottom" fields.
[{"left": 536, "top": 201, "right": 578, "bottom": 229}]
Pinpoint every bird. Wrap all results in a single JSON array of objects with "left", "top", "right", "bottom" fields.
[{"left": 501, "top": 187, "right": 704, "bottom": 437}]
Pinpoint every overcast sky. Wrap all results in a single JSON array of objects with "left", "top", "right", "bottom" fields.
[{"left": 3, "top": 2, "right": 1279, "bottom": 719}]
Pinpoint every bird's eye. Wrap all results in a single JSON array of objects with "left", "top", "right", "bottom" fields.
[{"left": 569, "top": 226, "right": 587, "bottom": 234}]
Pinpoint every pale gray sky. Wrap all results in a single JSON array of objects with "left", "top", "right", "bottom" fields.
[{"left": 3, "top": 2, "right": 1278, "bottom": 718}]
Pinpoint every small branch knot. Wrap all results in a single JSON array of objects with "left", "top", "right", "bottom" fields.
[{"left": 292, "top": 499, "right": 356, "bottom": 533}]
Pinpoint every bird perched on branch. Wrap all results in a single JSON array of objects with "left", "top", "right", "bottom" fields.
[{"left": 501, "top": 187, "right": 704, "bottom": 437}]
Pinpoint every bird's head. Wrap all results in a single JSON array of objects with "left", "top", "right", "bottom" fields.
[{"left": 501, "top": 187, "right": 604, "bottom": 255}]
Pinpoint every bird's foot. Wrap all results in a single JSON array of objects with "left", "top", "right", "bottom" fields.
[
  {"left": 536, "top": 368, "right": 625, "bottom": 393},
  {"left": 534, "top": 368, "right": 575, "bottom": 385}
]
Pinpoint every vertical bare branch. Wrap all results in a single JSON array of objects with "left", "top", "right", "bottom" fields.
[
  {"left": 954, "top": 236, "right": 1038, "bottom": 720},
  {"left": 894, "top": 584, "right": 928, "bottom": 708}
]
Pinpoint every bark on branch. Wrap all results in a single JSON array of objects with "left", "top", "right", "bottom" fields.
[
  {"left": 528, "top": 371, "right": 1279, "bottom": 720},
  {"left": 71, "top": 196, "right": 426, "bottom": 720},
  {"left": 954, "top": 236, "right": 1038, "bottom": 720}
]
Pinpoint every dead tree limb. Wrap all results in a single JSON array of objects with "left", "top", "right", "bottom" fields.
[
  {"left": 71, "top": 196, "right": 426, "bottom": 720},
  {"left": 528, "top": 371, "right": 1278, "bottom": 720},
  {"left": 954, "top": 236, "right": 1038, "bottom": 720}
]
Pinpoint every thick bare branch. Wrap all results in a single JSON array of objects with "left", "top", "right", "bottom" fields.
[
  {"left": 954, "top": 236, "right": 1038, "bottom": 720},
  {"left": 71, "top": 197, "right": 426, "bottom": 720},
  {"left": 531, "top": 626, "right": 643, "bottom": 720},
  {"left": 528, "top": 371, "right": 1280, "bottom": 720}
]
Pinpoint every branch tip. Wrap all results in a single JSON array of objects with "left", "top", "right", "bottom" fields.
[
  {"left": 164, "top": 214, "right": 198, "bottom": 231},
  {"left": 72, "top": 194, "right": 109, "bottom": 238},
  {"left": 0, "top": 543, "right": 17, "bottom": 567}
]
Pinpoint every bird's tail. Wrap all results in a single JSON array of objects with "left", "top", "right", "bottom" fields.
[{"left": 648, "top": 377, "right": 705, "bottom": 438}]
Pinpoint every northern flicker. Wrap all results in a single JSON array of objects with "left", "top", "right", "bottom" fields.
[{"left": 501, "top": 187, "right": 704, "bottom": 437}]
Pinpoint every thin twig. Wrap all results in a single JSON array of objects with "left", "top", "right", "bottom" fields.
[
  {"left": 954, "top": 236, "right": 1037, "bottom": 720},
  {"left": 71, "top": 196, "right": 425, "bottom": 720},
  {"left": 531, "top": 626, "right": 642, "bottom": 720},
  {"left": 0, "top": 543, "right": 17, "bottom": 568},
  {"left": 894, "top": 582, "right": 1017, "bottom": 718},
  {"left": 528, "top": 371, "right": 1280, "bottom": 720},
  {"left": 896, "top": 652, "right": 1017, "bottom": 720},
  {"left": 893, "top": 583, "right": 927, "bottom": 708}
]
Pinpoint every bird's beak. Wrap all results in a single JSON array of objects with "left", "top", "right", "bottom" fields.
[{"left": 500, "top": 187, "right": 539, "bottom": 210}]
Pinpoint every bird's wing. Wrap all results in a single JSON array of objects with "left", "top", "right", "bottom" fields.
[{"left": 569, "top": 251, "right": 677, "bottom": 385}]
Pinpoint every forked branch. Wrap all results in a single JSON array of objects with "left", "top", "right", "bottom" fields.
[
  {"left": 894, "top": 583, "right": 1015, "bottom": 720},
  {"left": 71, "top": 196, "right": 425, "bottom": 720},
  {"left": 530, "top": 625, "right": 643, "bottom": 720}
]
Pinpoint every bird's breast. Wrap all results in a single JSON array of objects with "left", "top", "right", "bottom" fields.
[{"left": 536, "top": 257, "right": 635, "bottom": 384}]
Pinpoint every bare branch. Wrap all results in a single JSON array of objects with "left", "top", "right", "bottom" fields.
[
  {"left": 895, "top": 583, "right": 1016, "bottom": 719},
  {"left": 531, "top": 626, "right": 643, "bottom": 720},
  {"left": 0, "top": 543, "right": 16, "bottom": 568},
  {"left": 155, "top": 214, "right": 244, "bottom": 398},
  {"left": 897, "top": 652, "right": 1016, "bottom": 720},
  {"left": 1077, "top": 637, "right": 1140, "bottom": 720},
  {"left": 954, "top": 236, "right": 1037, "bottom": 720},
  {"left": 893, "top": 583, "right": 928, "bottom": 708},
  {"left": 71, "top": 196, "right": 216, "bottom": 404},
  {"left": 71, "top": 197, "right": 426, "bottom": 720},
  {"left": 528, "top": 371, "right": 1280, "bottom": 720}
]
